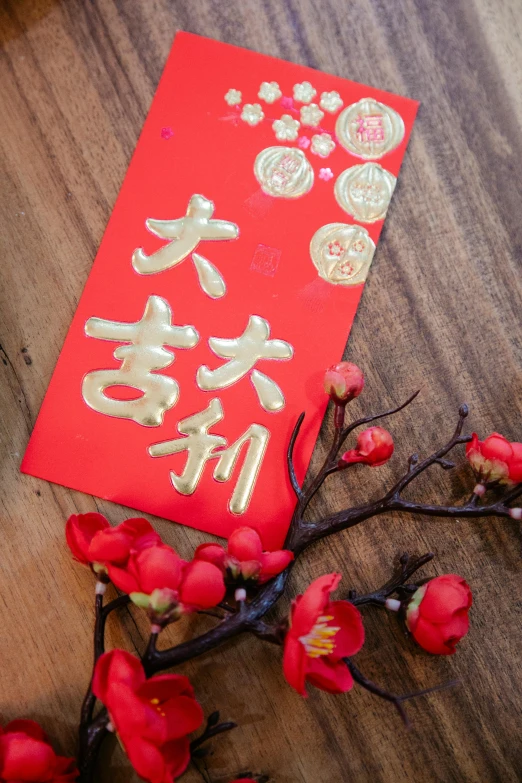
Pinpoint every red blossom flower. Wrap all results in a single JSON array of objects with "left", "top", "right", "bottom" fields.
[
  {"left": 341, "top": 426, "right": 394, "bottom": 467},
  {"left": 66, "top": 513, "right": 161, "bottom": 580},
  {"left": 323, "top": 362, "right": 364, "bottom": 404},
  {"left": 195, "top": 527, "right": 293, "bottom": 585},
  {"left": 93, "top": 650, "right": 203, "bottom": 783},
  {"left": 465, "top": 432, "right": 522, "bottom": 485},
  {"left": 110, "top": 544, "right": 226, "bottom": 613},
  {"left": 0, "top": 720, "right": 77, "bottom": 782},
  {"left": 283, "top": 574, "right": 365, "bottom": 696},
  {"left": 405, "top": 574, "right": 472, "bottom": 655}
]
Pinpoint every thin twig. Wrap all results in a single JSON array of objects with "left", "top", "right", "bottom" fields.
[{"left": 345, "top": 658, "right": 460, "bottom": 729}]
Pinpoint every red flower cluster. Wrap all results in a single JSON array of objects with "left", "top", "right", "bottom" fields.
[
  {"left": 341, "top": 426, "right": 394, "bottom": 468},
  {"left": 466, "top": 432, "right": 522, "bottom": 485},
  {"left": 0, "top": 720, "right": 77, "bottom": 782},
  {"left": 283, "top": 574, "right": 364, "bottom": 696},
  {"left": 66, "top": 514, "right": 225, "bottom": 619},
  {"left": 195, "top": 527, "right": 293, "bottom": 585},
  {"left": 324, "top": 362, "right": 365, "bottom": 404},
  {"left": 93, "top": 650, "right": 203, "bottom": 783},
  {"left": 406, "top": 574, "right": 472, "bottom": 655}
]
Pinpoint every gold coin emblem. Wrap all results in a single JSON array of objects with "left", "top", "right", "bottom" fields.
[
  {"left": 310, "top": 223, "right": 376, "bottom": 286},
  {"left": 334, "top": 163, "right": 397, "bottom": 222},
  {"left": 335, "top": 98, "right": 405, "bottom": 160},
  {"left": 254, "top": 146, "right": 314, "bottom": 198}
]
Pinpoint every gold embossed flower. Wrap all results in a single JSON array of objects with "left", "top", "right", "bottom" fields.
[
  {"left": 272, "top": 114, "right": 300, "bottom": 142},
  {"left": 258, "top": 81, "right": 282, "bottom": 104},
  {"left": 225, "top": 88, "right": 242, "bottom": 106},
  {"left": 293, "top": 81, "right": 316, "bottom": 104},
  {"left": 311, "top": 133, "right": 336, "bottom": 158},
  {"left": 241, "top": 103, "right": 265, "bottom": 126},
  {"left": 300, "top": 104, "right": 324, "bottom": 127},
  {"left": 320, "top": 91, "right": 343, "bottom": 113}
]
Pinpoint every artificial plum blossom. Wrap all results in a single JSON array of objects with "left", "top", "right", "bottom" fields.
[
  {"left": 405, "top": 575, "right": 472, "bottom": 655},
  {"left": 293, "top": 81, "right": 316, "bottom": 103},
  {"left": 341, "top": 426, "right": 394, "bottom": 467},
  {"left": 195, "top": 527, "right": 293, "bottom": 586},
  {"left": 109, "top": 543, "right": 226, "bottom": 616},
  {"left": 66, "top": 513, "right": 161, "bottom": 581},
  {"left": 283, "top": 574, "right": 365, "bottom": 696},
  {"left": 93, "top": 650, "right": 203, "bottom": 783},
  {"left": 0, "top": 720, "right": 77, "bottom": 782},
  {"left": 465, "top": 432, "right": 522, "bottom": 485},
  {"left": 323, "top": 361, "right": 365, "bottom": 404}
]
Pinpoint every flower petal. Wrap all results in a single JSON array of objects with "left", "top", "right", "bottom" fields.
[
  {"left": 259, "top": 550, "right": 294, "bottom": 582},
  {"left": 92, "top": 649, "right": 144, "bottom": 706},
  {"left": 66, "top": 512, "right": 109, "bottom": 564},
  {"left": 329, "top": 601, "right": 365, "bottom": 658},
  {"left": 179, "top": 561, "right": 225, "bottom": 609},
  {"left": 163, "top": 695, "right": 204, "bottom": 740},
  {"left": 163, "top": 736, "right": 191, "bottom": 780},
  {"left": 4, "top": 720, "right": 47, "bottom": 742},
  {"left": 0, "top": 733, "right": 55, "bottom": 781},
  {"left": 412, "top": 617, "right": 454, "bottom": 655},
  {"left": 291, "top": 573, "right": 341, "bottom": 637},
  {"left": 107, "top": 564, "right": 141, "bottom": 594},
  {"left": 228, "top": 527, "right": 263, "bottom": 562},
  {"left": 282, "top": 636, "right": 307, "bottom": 696},
  {"left": 306, "top": 656, "right": 354, "bottom": 694},
  {"left": 137, "top": 674, "right": 195, "bottom": 703},
  {"left": 133, "top": 545, "right": 184, "bottom": 595},
  {"left": 194, "top": 543, "right": 227, "bottom": 569},
  {"left": 123, "top": 736, "right": 167, "bottom": 783},
  {"left": 420, "top": 576, "right": 472, "bottom": 622}
]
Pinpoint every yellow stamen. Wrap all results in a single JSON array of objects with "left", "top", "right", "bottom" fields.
[
  {"left": 150, "top": 698, "right": 160, "bottom": 705},
  {"left": 299, "top": 614, "right": 340, "bottom": 659}
]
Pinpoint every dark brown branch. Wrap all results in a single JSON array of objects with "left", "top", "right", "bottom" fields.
[
  {"left": 345, "top": 659, "right": 460, "bottom": 729},
  {"left": 190, "top": 711, "right": 237, "bottom": 755},
  {"left": 340, "top": 389, "right": 421, "bottom": 448},
  {"left": 349, "top": 552, "right": 434, "bottom": 606},
  {"left": 287, "top": 412, "right": 305, "bottom": 500}
]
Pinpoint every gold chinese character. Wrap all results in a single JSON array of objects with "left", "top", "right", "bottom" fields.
[
  {"left": 132, "top": 194, "right": 239, "bottom": 299},
  {"left": 82, "top": 295, "right": 199, "bottom": 427},
  {"left": 148, "top": 398, "right": 270, "bottom": 515},
  {"left": 196, "top": 315, "right": 294, "bottom": 412}
]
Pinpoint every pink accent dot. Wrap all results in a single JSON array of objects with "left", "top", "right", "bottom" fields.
[
  {"left": 319, "top": 167, "right": 334, "bottom": 181},
  {"left": 160, "top": 126, "right": 174, "bottom": 140},
  {"left": 298, "top": 136, "right": 311, "bottom": 149},
  {"left": 281, "top": 96, "right": 294, "bottom": 110}
]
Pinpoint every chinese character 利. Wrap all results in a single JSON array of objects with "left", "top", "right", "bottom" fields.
[
  {"left": 132, "top": 194, "right": 239, "bottom": 299},
  {"left": 196, "top": 315, "right": 294, "bottom": 412},
  {"left": 82, "top": 295, "right": 199, "bottom": 427},
  {"left": 148, "top": 398, "right": 270, "bottom": 515}
]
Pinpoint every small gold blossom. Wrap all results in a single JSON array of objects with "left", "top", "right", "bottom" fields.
[
  {"left": 293, "top": 81, "right": 316, "bottom": 104},
  {"left": 272, "top": 114, "right": 300, "bottom": 142},
  {"left": 258, "top": 81, "right": 282, "bottom": 103},
  {"left": 241, "top": 103, "right": 265, "bottom": 126},
  {"left": 320, "top": 91, "right": 343, "bottom": 113},
  {"left": 225, "top": 88, "right": 242, "bottom": 106},
  {"left": 311, "top": 133, "right": 336, "bottom": 158},
  {"left": 300, "top": 103, "right": 324, "bottom": 127}
]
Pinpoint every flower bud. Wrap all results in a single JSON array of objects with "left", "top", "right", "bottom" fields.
[
  {"left": 466, "top": 432, "right": 522, "bottom": 485},
  {"left": 405, "top": 574, "right": 472, "bottom": 655},
  {"left": 341, "top": 426, "right": 394, "bottom": 467},
  {"left": 324, "top": 362, "right": 364, "bottom": 405}
]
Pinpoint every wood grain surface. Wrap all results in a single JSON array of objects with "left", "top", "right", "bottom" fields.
[{"left": 1, "top": 1, "right": 521, "bottom": 781}]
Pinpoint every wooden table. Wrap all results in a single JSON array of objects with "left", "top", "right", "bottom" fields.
[{"left": 1, "top": 1, "right": 521, "bottom": 781}]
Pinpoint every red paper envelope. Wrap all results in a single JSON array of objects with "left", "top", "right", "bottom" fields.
[{"left": 21, "top": 32, "right": 418, "bottom": 549}]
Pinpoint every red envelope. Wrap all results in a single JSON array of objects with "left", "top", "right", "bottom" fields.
[{"left": 21, "top": 32, "right": 418, "bottom": 549}]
